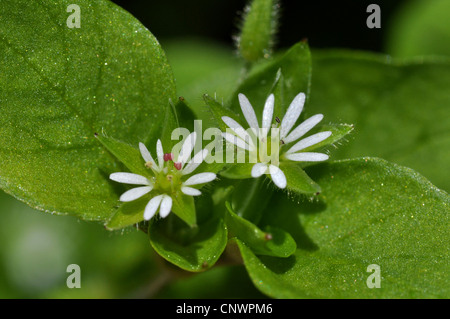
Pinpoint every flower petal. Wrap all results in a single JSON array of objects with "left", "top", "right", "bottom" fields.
[
  {"left": 269, "top": 164, "right": 287, "bottom": 189},
  {"left": 262, "top": 94, "right": 274, "bottom": 130},
  {"left": 238, "top": 93, "right": 259, "bottom": 130},
  {"left": 159, "top": 195, "right": 173, "bottom": 218},
  {"left": 139, "top": 142, "right": 158, "bottom": 170},
  {"left": 222, "top": 116, "right": 256, "bottom": 149},
  {"left": 286, "top": 131, "right": 332, "bottom": 154},
  {"left": 110, "top": 172, "right": 150, "bottom": 185},
  {"left": 143, "top": 194, "right": 163, "bottom": 220},
  {"left": 181, "top": 186, "right": 202, "bottom": 196},
  {"left": 280, "top": 92, "right": 305, "bottom": 139},
  {"left": 156, "top": 139, "right": 164, "bottom": 170},
  {"left": 119, "top": 186, "right": 153, "bottom": 202},
  {"left": 183, "top": 172, "right": 216, "bottom": 186},
  {"left": 283, "top": 114, "right": 324, "bottom": 144},
  {"left": 182, "top": 149, "right": 208, "bottom": 175},
  {"left": 284, "top": 152, "right": 329, "bottom": 162},
  {"left": 251, "top": 163, "right": 268, "bottom": 178},
  {"left": 222, "top": 132, "right": 253, "bottom": 151},
  {"left": 178, "top": 132, "right": 197, "bottom": 165}
]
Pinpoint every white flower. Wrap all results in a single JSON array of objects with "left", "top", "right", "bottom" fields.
[
  {"left": 222, "top": 92, "right": 331, "bottom": 189},
  {"left": 110, "top": 132, "right": 216, "bottom": 221}
]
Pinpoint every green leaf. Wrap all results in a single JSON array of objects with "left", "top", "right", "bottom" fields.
[
  {"left": 300, "top": 123, "right": 354, "bottom": 153},
  {"left": 203, "top": 94, "right": 242, "bottom": 131},
  {"left": 226, "top": 202, "right": 296, "bottom": 258},
  {"left": 171, "top": 193, "right": 197, "bottom": 227},
  {"left": 241, "top": 157, "right": 449, "bottom": 298},
  {"left": 0, "top": 0, "right": 176, "bottom": 221},
  {"left": 386, "top": 0, "right": 450, "bottom": 58},
  {"left": 230, "top": 41, "right": 312, "bottom": 121},
  {"left": 220, "top": 163, "right": 254, "bottom": 179},
  {"left": 149, "top": 212, "right": 227, "bottom": 272},
  {"left": 311, "top": 51, "right": 450, "bottom": 191},
  {"left": 237, "top": 0, "right": 279, "bottom": 62},
  {"left": 95, "top": 134, "right": 148, "bottom": 177},
  {"left": 279, "top": 162, "right": 321, "bottom": 195},
  {"left": 230, "top": 178, "right": 274, "bottom": 224}
]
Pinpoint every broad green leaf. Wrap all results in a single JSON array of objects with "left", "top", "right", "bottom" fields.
[
  {"left": 386, "top": 0, "right": 450, "bottom": 58},
  {"left": 230, "top": 41, "right": 311, "bottom": 121},
  {"left": 0, "top": 0, "right": 176, "bottom": 220},
  {"left": 226, "top": 202, "right": 296, "bottom": 258},
  {"left": 237, "top": 0, "right": 279, "bottom": 62},
  {"left": 149, "top": 212, "right": 227, "bottom": 272},
  {"left": 279, "top": 162, "right": 321, "bottom": 195},
  {"left": 311, "top": 51, "right": 450, "bottom": 191},
  {"left": 241, "top": 157, "right": 449, "bottom": 298}
]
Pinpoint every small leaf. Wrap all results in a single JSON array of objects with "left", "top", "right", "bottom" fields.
[
  {"left": 149, "top": 212, "right": 227, "bottom": 272},
  {"left": 220, "top": 163, "right": 254, "bottom": 179},
  {"left": 230, "top": 41, "right": 311, "bottom": 122},
  {"left": 171, "top": 192, "right": 197, "bottom": 227},
  {"left": 203, "top": 94, "right": 242, "bottom": 131},
  {"left": 237, "top": 0, "right": 279, "bottom": 62},
  {"left": 301, "top": 123, "right": 354, "bottom": 153},
  {"left": 105, "top": 195, "right": 148, "bottom": 230},
  {"left": 279, "top": 162, "right": 321, "bottom": 195},
  {"left": 95, "top": 134, "right": 148, "bottom": 177},
  {"left": 225, "top": 202, "right": 296, "bottom": 258}
]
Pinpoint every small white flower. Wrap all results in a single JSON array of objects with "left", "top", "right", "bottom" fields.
[
  {"left": 110, "top": 132, "right": 216, "bottom": 221},
  {"left": 222, "top": 92, "right": 331, "bottom": 189}
]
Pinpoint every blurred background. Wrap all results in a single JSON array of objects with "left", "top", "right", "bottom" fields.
[{"left": 1, "top": 0, "right": 449, "bottom": 298}]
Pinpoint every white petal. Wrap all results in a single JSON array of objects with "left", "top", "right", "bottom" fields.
[
  {"left": 156, "top": 139, "right": 164, "bottom": 170},
  {"left": 286, "top": 131, "right": 332, "bottom": 154},
  {"left": 178, "top": 132, "right": 197, "bottom": 165},
  {"left": 119, "top": 186, "right": 153, "bottom": 202},
  {"left": 222, "top": 116, "right": 256, "bottom": 149},
  {"left": 280, "top": 93, "right": 305, "bottom": 139},
  {"left": 183, "top": 172, "right": 216, "bottom": 186},
  {"left": 251, "top": 163, "right": 268, "bottom": 178},
  {"left": 110, "top": 172, "right": 150, "bottom": 185},
  {"left": 159, "top": 195, "right": 173, "bottom": 218},
  {"left": 143, "top": 195, "right": 163, "bottom": 220},
  {"left": 284, "top": 152, "right": 329, "bottom": 162},
  {"left": 222, "top": 132, "right": 253, "bottom": 151},
  {"left": 262, "top": 94, "right": 274, "bottom": 129},
  {"left": 238, "top": 93, "right": 259, "bottom": 130},
  {"left": 181, "top": 186, "right": 202, "bottom": 196},
  {"left": 283, "top": 114, "right": 324, "bottom": 144},
  {"left": 182, "top": 149, "right": 208, "bottom": 175},
  {"left": 139, "top": 142, "right": 158, "bottom": 170},
  {"left": 269, "top": 164, "right": 287, "bottom": 189}
]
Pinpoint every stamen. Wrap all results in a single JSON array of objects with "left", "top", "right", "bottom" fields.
[
  {"left": 174, "top": 162, "right": 182, "bottom": 170},
  {"left": 164, "top": 153, "right": 173, "bottom": 162},
  {"left": 167, "top": 174, "right": 173, "bottom": 181},
  {"left": 275, "top": 116, "right": 281, "bottom": 123},
  {"left": 145, "top": 162, "right": 153, "bottom": 168}
]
